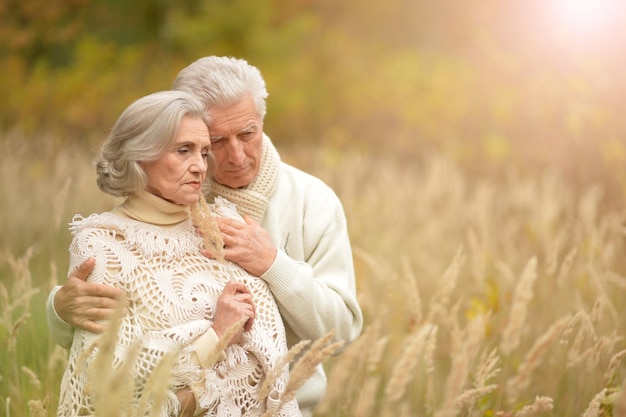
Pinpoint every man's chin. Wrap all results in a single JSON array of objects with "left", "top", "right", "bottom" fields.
[{"left": 214, "top": 177, "right": 253, "bottom": 189}]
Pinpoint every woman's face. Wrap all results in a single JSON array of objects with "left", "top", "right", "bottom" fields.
[{"left": 141, "top": 116, "right": 211, "bottom": 206}]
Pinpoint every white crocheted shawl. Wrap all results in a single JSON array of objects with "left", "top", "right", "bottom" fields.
[{"left": 56, "top": 196, "right": 300, "bottom": 417}]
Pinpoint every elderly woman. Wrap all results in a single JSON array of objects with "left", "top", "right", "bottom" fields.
[{"left": 56, "top": 90, "right": 300, "bottom": 417}]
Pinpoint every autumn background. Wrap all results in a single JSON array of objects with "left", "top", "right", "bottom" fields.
[{"left": 2, "top": 0, "right": 626, "bottom": 416}]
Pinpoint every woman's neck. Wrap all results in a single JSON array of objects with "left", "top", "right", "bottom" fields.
[{"left": 113, "top": 189, "right": 191, "bottom": 225}]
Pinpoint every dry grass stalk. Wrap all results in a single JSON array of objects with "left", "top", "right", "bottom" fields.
[
  {"left": 589, "top": 298, "right": 606, "bottom": 328},
  {"left": 500, "top": 257, "right": 538, "bottom": 355},
  {"left": 385, "top": 323, "right": 437, "bottom": 405},
  {"left": 451, "top": 384, "right": 498, "bottom": 411},
  {"left": 202, "top": 317, "right": 247, "bottom": 370},
  {"left": 587, "top": 334, "right": 623, "bottom": 373},
  {"left": 581, "top": 388, "right": 608, "bottom": 417},
  {"left": 190, "top": 193, "right": 225, "bottom": 262},
  {"left": 556, "top": 246, "right": 578, "bottom": 287},
  {"left": 560, "top": 311, "right": 584, "bottom": 344},
  {"left": 265, "top": 332, "right": 344, "bottom": 417},
  {"left": 588, "top": 265, "right": 619, "bottom": 325},
  {"left": 567, "top": 312, "right": 597, "bottom": 365},
  {"left": 474, "top": 348, "right": 501, "bottom": 389},
  {"left": 27, "top": 397, "right": 49, "bottom": 417},
  {"left": 604, "top": 349, "right": 626, "bottom": 385},
  {"left": 136, "top": 352, "right": 176, "bottom": 417},
  {"left": 603, "top": 270, "right": 626, "bottom": 289},
  {"left": 568, "top": 333, "right": 622, "bottom": 371},
  {"left": 354, "top": 375, "right": 381, "bottom": 417},
  {"left": 0, "top": 248, "right": 40, "bottom": 352},
  {"left": 86, "top": 295, "right": 140, "bottom": 417},
  {"left": 437, "top": 315, "right": 487, "bottom": 417},
  {"left": 513, "top": 396, "right": 554, "bottom": 417},
  {"left": 21, "top": 366, "right": 41, "bottom": 387},
  {"left": 317, "top": 320, "right": 385, "bottom": 414},
  {"left": 544, "top": 232, "right": 566, "bottom": 276},
  {"left": 424, "top": 323, "right": 440, "bottom": 415},
  {"left": 75, "top": 295, "right": 183, "bottom": 417},
  {"left": 427, "top": 247, "right": 466, "bottom": 323},
  {"left": 258, "top": 339, "right": 310, "bottom": 401},
  {"left": 47, "top": 345, "right": 68, "bottom": 375},
  {"left": 401, "top": 256, "right": 423, "bottom": 325},
  {"left": 505, "top": 315, "right": 571, "bottom": 404}
]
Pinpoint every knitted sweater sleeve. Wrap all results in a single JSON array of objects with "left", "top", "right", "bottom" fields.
[
  {"left": 46, "top": 285, "right": 74, "bottom": 349},
  {"left": 261, "top": 182, "right": 363, "bottom": 347}
]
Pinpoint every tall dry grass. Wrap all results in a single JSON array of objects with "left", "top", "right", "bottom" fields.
[{"left": 1, "top": 135, "right": 626, "bottom": 416}]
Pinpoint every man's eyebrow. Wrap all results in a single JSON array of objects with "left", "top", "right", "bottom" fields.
[
  {"left": 240, "top": 123, "right": 258, "bottom": 133},
  {"left": 210, "top": 124, "right": 258, "bottom": 140}
]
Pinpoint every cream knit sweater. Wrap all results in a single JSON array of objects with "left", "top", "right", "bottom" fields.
[{"left": 56, "top": 191, "right": 300, "bottom": 417}]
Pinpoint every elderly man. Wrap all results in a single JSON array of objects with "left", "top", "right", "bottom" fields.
[{"left": 47, "top": 56, "right": 363, "bottom": 416}]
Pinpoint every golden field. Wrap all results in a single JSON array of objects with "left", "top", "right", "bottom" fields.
[{"left": 1, "top": 132, "right": 625, "bottom": 416}]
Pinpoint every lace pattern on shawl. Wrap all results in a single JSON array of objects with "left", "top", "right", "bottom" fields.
[{"left": 57, "top": 204, "right": 300, "bottom": 417}]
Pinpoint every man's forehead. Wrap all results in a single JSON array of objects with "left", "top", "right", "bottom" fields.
[{"left": 209, "top": 120, "right": 260, "bottom": 137}]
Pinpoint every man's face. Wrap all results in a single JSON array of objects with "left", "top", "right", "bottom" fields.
[{"left": 208, "top": 95, "right": 263, "bottom": 189}]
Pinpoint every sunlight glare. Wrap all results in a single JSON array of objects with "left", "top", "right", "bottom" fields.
[{"left": 548, "top": 0, "right": 620, "bottom": 39}]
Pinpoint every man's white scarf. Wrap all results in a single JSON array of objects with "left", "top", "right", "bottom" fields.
[{"left": 207, "top": 134, "right": 280, "bottom": 222}]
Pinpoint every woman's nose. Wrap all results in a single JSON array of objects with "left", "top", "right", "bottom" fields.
[{"left": 190, "top": 152, "right": 207, "bottom": 172}]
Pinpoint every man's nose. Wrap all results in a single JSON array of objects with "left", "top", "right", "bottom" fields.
[{"left": 225, "top": 138, "right": 245, "bottom": 163}]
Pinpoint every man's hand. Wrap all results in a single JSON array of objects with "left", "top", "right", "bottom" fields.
[
  {"left": 210, "top": 215, "right": 277, "bottom": 276},
  {"left": 212, "top": 281, "right": 255, "bottom": 346},
  {"left": 54, "top": 257, "right": 126, "bottom": 333}
]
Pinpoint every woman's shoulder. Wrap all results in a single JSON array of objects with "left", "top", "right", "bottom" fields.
[
  {"left": 70, "top": 212, "right": 201, "bottom": 260},
  {"left": 69, "top": 212, "right": 128, "bottom": 236}
]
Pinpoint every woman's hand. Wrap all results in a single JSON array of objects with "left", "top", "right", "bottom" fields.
[
  {"left": 175, "top": 386, "right": 196, "bottom": 417},
  {"left": 212, "top": 281, "right": 255, "bottom": 346}
]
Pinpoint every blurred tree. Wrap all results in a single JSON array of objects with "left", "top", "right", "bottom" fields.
[{"left": 0, "top": 0, "right": 89, "bottom": 66}]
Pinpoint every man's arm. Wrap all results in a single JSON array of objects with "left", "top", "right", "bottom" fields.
[
  {"left": 46, "top": 257, "right": 126, "bottom": 347},
  {"left": 262, "top": 225, "right": 362, "bottom": 345}
]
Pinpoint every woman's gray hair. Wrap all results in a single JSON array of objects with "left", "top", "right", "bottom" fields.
[
  {"left": 172, "top": 56, "right": 268, "bottom": 120},
  {"left": 96, "top": 90, "right": 211, "bottom": 197}
]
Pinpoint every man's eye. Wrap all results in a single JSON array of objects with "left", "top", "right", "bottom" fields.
[
  {"left": 211, "top": 138, "right": 224, "bottom": 145},
  {"left": 177, "top": 147, "right": 190, "bottom": 154},
  {"left": 240, "top": 132, "right": 255, "bottom": 141}
]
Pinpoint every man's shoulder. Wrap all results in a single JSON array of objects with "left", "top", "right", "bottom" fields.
[
  {"left": 277, "top": 162, "right": 342, "bottom": 209},
  {"left": 279, "top": 162, "right": 331, "bottom": 191}
]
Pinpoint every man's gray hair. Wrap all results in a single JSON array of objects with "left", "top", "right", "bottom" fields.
[
  {"left": 96, "top": 90, "right": 210, "bottom": 197},
  {"left": 172, "top": 56, "right": 269, "bottom": 120}
]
